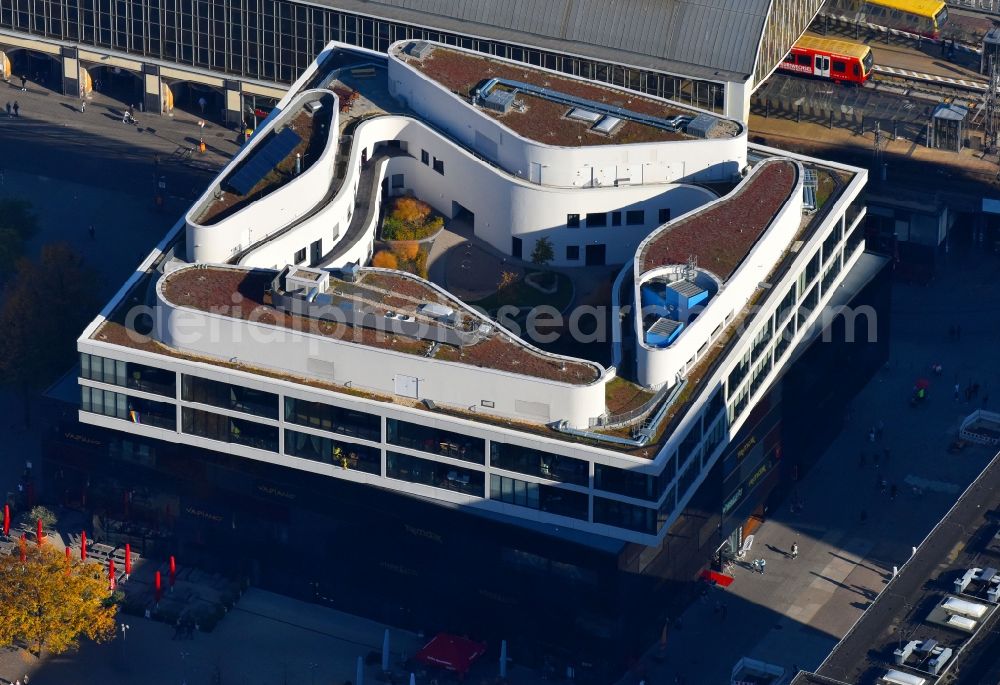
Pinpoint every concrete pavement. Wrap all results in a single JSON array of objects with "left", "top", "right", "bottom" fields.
[{"left": 627, "top": 240, "right": 1000, "bottom": 684}]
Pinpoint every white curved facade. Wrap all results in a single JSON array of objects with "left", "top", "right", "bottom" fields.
[{"left": 635, "top": 160, "right": 805, "bottom": 388}]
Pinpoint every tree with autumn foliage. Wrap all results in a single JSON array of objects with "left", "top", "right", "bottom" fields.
[
  {"left": 0, "top": 543, "right": 118, "bottom": 656},
  {"left": 371, "top": 250, "right": 399, "bottom": 269}
]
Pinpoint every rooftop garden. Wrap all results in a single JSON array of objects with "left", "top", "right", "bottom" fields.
[
  {"left": 194, "top": 96, "right": 335, "bottom": 226},
  {"left": 638, "top": 160, "right": 798, "bottom": 279},
  {"left": 160, "top": 267, "right": 600, "bottom": 385},
  {"left": 403, "top": 45, "right": 692, "bottom": 147},
  {"left": 605, "top": 376, "right": 656, "bottom": 415}
]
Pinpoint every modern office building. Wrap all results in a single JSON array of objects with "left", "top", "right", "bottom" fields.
[
  {"left": 56, "top": 41, "right": 888, "bottom": 677},
  {"left": 0, "top": 0, "right": 827, "bottom": 122}
]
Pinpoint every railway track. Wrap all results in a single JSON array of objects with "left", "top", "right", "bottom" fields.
[{"left": 871, "top": 64, "right": 988, "bottom": 92}]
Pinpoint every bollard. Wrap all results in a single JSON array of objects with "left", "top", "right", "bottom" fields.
[
  {"left": 829, "top": 109, "right": 834, "bottom": 130},
  {"left": 765, "top": 99, "right": 769, "bottom": 119},
  {"left": 797, "top": 104, "right": 802, "bottom": 123}
]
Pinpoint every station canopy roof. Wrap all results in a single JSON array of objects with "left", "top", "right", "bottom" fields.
[{"left": 324, "top": 0, "right": 802, "bottom": 82}]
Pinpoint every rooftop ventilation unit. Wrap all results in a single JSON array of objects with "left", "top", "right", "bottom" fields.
[
  {"left": 481, "top": 89, "right": 516, "bottom": 114},
  {"left": 684, "top": 113, "right": 719, "bottom": 138},
  {"left": 407, "top": 41, "right": 433, "bottom": 59},
  {"left": 304, "top": 99, "right": 324, "bottom": 115},
  {"left": 567, "top": 108, "right": 601, "bottom": 123},
  {"left": 593, "top": 115, "right": 622, "bottom": 134}
]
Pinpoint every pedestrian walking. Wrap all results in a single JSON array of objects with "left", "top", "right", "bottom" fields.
[
  {"left": 868, "top": 427, "right": 876, "bottom": 443},
  {"left": 19, "top": 74, "right": 26, "bottom": 91},
  {"left": 790, "top": 542, "right": 799, "bottom": 559},
  {"left": 198, "top": 95, "right": 207, "bottom": 114},
  {"left": 4, "top": 102, "right": 9, "bottom": 117},
  {"left": 80, "top": 98, "right": 86, "bottom": 113},
  {"left": 760, "top": 558, "right": 766, "bottom": 575},
  {"left": 12, "top": 101, "right": 19, "bottom": 117},
  {"left": 879, "top": 477, "right": 887, "bottom": 495}
]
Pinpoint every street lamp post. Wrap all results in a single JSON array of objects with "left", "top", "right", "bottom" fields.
[
  {"left": 120, "top": 623, "right": 130, "bottom": 642},
  {"left": 307, "top": 662, "right": 319, "bottom": 685},
  {"left": 180, "top": 650, "right": 190, "bottom": 685}
]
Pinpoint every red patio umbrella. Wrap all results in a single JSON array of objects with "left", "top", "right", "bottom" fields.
[
  {"left": 65, "top": 546, "right": 71, "bottom": 575},
  {"left": 169, "top": 555, "right": 176, "bottom": 587},
  {"left": 124, "top": 543, "right": 132, "bottom": 576},
  {"left": 154, "top": 570, "right": 162, "bottom": 602},
  {"left": 36, "top": 518, "right": 43, "bottom": 546},
  {"left": 915, "top": 378, "right": 931, "bottom": 390},
  {"left": 2, "top": 504, "right": 8, "bottom": 537},
  {"left": 108, "top": 559, "right": 116, "bottom": 591},
  {"left": 65, "top": 547, "right": 71, "bottom": 562},
  {"left": 414, "top": 634, "right": 487, "bottom": 679},
  {"left": 81, "top": 531, "right": 87, "bottom": 561}
]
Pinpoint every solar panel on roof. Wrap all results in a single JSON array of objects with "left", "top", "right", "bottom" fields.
[{"left": 226, "top": 126, "right": 303, "bottom": 196}]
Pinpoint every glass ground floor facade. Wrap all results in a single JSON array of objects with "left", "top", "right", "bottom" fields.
[{"left": 0, "top": 0, "right": 727, "bottom": 112}]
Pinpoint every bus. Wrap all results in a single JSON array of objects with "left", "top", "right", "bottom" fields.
[{"left": 778, "top": 36, "right": 874, "bottom": 84}]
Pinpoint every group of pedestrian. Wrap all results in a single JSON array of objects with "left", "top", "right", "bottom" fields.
[{"left": 5, "top": 101, "right": 21, "bottom": 117}]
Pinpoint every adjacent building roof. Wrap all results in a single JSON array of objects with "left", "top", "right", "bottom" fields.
[{"left": 319, "top": 0, "right": 777, "bottom": 82}]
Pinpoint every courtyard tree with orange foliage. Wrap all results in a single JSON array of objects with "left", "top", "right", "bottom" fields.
[
  {"left": 372, "top": 251, "right": 399, "bottom": 269},
  {"left": 0, "top": 544, "right": 118, "bottom": 656}
]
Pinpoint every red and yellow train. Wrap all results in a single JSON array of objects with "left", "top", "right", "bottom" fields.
[{"left": 778, "top": 36, "right": 875, "bottom": 85}]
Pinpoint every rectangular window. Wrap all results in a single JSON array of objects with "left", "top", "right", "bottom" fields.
[
  {"left": 182, "top": 407, "right": 278, "bottom": 451},
  {"left": 80, "top": 355, "right": 176, "bottom": 397},
  {"left": 391, "top": 174, "right": 404, "bottom": 188},
  {"left": 386, "top": 451, "right": 484, "bottom": 496},
  {"left": 594, "top": 497, "right": 657, "bottom": 534},
  {"left": 586, "top": 212, "right": 607, "bottom": 228},
  {"left": 81, "top": 386, "right": 176, "bottom": 430},
  {"left": 567, "top": 214, "right": 581, "bottom": 228},
  {"left": 611, "top": 211, "right": 622, "bottom": 227},
  {"left": 832, "top": 60, "right": 846, "bottom": 73},
  {"left": 490, "top": 475, "right": 588, "bottom": 519},
  {"left": 420, "top": 150, "right": 429, "bottom": 165},
  {"left": 294, "top": 248, "right": 306, "bottom": 264},
  {"left": 658, "top": 208, "right": 671, "bottom": 224},
  {"left": 284, "top": 429, "right": 380, "bottom": 474},
  {"left": 432, "top": 158, "right": 444, "bottom": 175},
  {"left": 386, "top": 418, "right": 485, "bottom": 463},
  {"left": 490, "top": 442, "right": 588, "bottom": 485},
  {"left": 284, "top": 397, "right": 381, "bottom": 442},
  {"left": 182, "top": 375, "right": 278, "bottom": 419},
  {"left": 626, "top": 210, "right": 644, "bottom": 225},
  {"left": 797, "top": 54, "right": 811, "bottom": 66},
  {"left": 566, "top": 245, "right": 580, "bottom": 261},
  {"left": 594, "top": 464, "right": 658, "bottom": 500}
]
